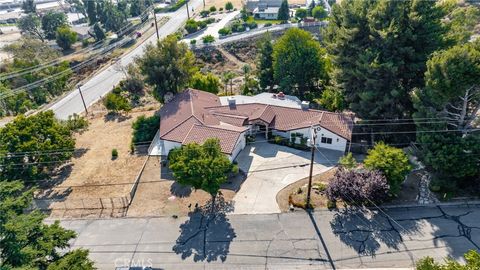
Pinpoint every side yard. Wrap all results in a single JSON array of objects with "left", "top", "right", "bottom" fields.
[{"left": 35, "top": 106, "right": 158, "bottom": 218}]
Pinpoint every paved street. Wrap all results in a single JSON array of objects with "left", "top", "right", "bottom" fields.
[
  {"left": 233, "top": 142, "right": 342, "bottom": 214},
  {"left": 54, "top": 204, "right": 480, "bottom": 269},
  {"left": 48, "top": 0, "right": 203, "bottom": 120}
]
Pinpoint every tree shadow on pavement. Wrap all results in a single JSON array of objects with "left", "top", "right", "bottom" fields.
[
  {"left": 329, "top": 206, "right": 420, "bottom": 256},
  {"left": 172, "top": 196, "right": 236, "bottom": 262}
]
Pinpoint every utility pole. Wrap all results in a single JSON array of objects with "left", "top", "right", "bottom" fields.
[
  {"left": 77, "top": 84, "right": 88, "bottom": 115},
  {"left": 306, "top": 128, "right": 317, "bottom": 209},
  {"left": 153, "top": 8, "right": 159, "bottom": 40},
  {"left": 203, "top": 0, "right": 205, "bottom": 8},
  {"left": 186, "top": 0, "right": 190, "bottom": 19}
]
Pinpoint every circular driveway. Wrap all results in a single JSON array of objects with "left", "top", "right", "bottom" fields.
[{"left": 232, "top": 142, "right": 343, "bottom": 214}]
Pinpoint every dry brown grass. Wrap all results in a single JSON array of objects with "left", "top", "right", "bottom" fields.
[{"left": 37, "top": 106, "right": 159, "bottom": 211}]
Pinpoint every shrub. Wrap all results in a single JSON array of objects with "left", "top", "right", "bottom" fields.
[
  {"left": 364, "top": 142, "right": 412, "bottom": 195},
  {"left": 218, "top": 27, "right": 232, "bottom": 36},
  {"left": 225, "top": 1, "right": 233, "bottom": 11},
  {"left": 200, "top": 10, "right": 210, "bottom": 17},
  {"left": 246, "top": 21, "right": 257, "bottom": 29},
  {"left": 274, "top": 135, "right": 283, "bottom": 144},
  {"left": 338, "top": 153, "right": 357, "bottom": 170},
  {"left": 56, "top": 26, "right": 77, "bottom": 50},
  {"left": 326, "top": 200, "right": 336, "bottom": 209},
  {"left": 132, "top": 115, "right": 160, "bottom": 144},
  {"left": 185, "top": 19, "right": 198, "bottom": 34},
  {"left": 231, "top": 21, "right": 246, "bottom": 32},
  {"left": 209, "top": 6, "right": 216, "bottom": 12},
  {"left": 197, "top": 20, "right": 207, "bottom": 29},
  {"left": 190, "top": 39, "right": 197, "bottom": 45},
  {"left": 231, "top": 164, "right": 239, "bottom": 174},
  {"left": 314, "top": 182, "right": 327, "bottom": 192},
  {"left": 103, "top": 93, "right": 131, "bottom": 113},
  {"left": 112, "top": 148, "right": 118, "bottom": 158},
  {"left": 264, "top": 23, "right": 272, "bottom": 27},
  {"left": 219, "top": 7, "right": 223, "bottom": 11},
  {"left": 326, "top": 169, "right": 390, "bottom": 205},
  {"left": 189, "top": 72, "right": 221, "bottom": 94},
  {"left": 64, "top": 113, "right": 88, "bottom": 133},
  {"left": 204, "top": 18, "right": 215, "bottom": 24},
  {"left": 202, "top": 34, "right": 215, "bottom": 43},
  {"left": 81, "top": 39, "right": 89, "bottom": 47}
]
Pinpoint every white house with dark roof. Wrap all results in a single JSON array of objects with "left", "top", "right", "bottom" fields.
[{"left": 148, "top": 89, "right": 354, "bottom": 160}]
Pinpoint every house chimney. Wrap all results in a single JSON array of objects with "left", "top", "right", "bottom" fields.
[
  {"left": 301, "top": 101, "right": 310, "bottom": 110},
  {"left": 227, "top": 96, "right": 236, "bottom": 107}
]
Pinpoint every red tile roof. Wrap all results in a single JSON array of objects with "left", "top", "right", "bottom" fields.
[
  {"left": 159, "top": 89, "right": 354, "bottom": 155},
  {"left": 182, "top": 124, "right": 243, "bottom": 154}
]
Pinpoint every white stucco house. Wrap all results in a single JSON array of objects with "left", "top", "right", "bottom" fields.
[{"left": 148, "top": 89, "right": 354, "bottom": 160}]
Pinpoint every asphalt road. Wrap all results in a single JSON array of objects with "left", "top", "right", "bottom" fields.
[
  {"left": 54, "top": 204, "right": 480, "bottom": 269},
  {"left": 48, "top": 0, "right": 203, "bottom": 120}
]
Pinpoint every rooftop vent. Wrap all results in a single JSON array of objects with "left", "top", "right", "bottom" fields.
[
  {"left": 278, "top": 92, "right": 285, "bottom": 100},
  {"left": 301, "top": 101, "right": 310, "bottom": 110},
  {"left": 227, "top": 96, "right": 236, "bottom": 107}
]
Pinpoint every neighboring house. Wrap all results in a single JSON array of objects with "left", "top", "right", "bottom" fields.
[
  {"left": 244, "top": 0, "right": 283, "bottom": 12},
  {"left": 148, "top": 89, "right": 354, "bottom": 160},
  {"left": 253, "top": 6, "right": 279, "bottom": 20},
  {"left": 71, "top": 26, "right": 90, "bottom": 40}
]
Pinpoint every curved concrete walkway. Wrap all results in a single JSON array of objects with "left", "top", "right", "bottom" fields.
[{"left": 232, "top": 142, "right": 342, "bottom": 214}]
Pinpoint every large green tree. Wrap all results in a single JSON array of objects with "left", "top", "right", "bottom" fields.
[
  {"left": 135, "top": 35, "right": 196, "bottom": 101},
  {"left": 41, "top": 11, "right": 68, "bottom": 40},
  {"left": 257, "top": 36, "right": 275, "bottom": 91},
  {"left": 277, "top": 0, "right": 290, "bottom": 21},
  {"left": 168, "top": 139, "right": 233, "bottom": 212},
  {"left": 0, "top": 111, "right": 75, "bottom": 182},
  {"left": 85, "top": 0, "right": 97, "bottom": 25},
  {"left": 324, "top": 0, "right": 446, "bottom": 121},
  {"left": 56, "top": 26, "right": 78, "bottom": 50},
  {"left": 0, "top": 181, "right": 95, "bottom": 269},
  {"left": 18, "top": 14, "right": 45, "bottom": 42},
  {"left": 441, "top": 1, "right": 480, "bottom": 45},
  {"left": 273, "top": 28, "right": 328, "bottom": 98},
  {"left": 21, "top": 0, "right": 36, "bottom": 13},
  {"left": 412, "top": 42, "right": 480, "bottom": 181}
]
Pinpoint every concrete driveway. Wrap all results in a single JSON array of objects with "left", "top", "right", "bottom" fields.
[{"left": 232, "top": 142, "right": 343, "bottom": 214}]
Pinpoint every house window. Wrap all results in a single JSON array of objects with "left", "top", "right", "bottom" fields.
[{"left": 321, "top": 137, "right": 332, "bottom": 144}]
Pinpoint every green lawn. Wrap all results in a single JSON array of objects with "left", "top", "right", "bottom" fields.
[{"left": 246, "top": 16, "right": 282, "bottom": 25}]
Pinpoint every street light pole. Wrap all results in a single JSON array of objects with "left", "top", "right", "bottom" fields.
[
  {"left": 186, "top": 0, "right": 190, "bottom": 19},
  {"left": 306, "top": 127, "right": 317, "bottom": 209},
  {"left": 77, "top": 85, "right": 88, "bottom": 115},
  {"left": 153, "top": 8, "right": 159, "bottom": 40}
]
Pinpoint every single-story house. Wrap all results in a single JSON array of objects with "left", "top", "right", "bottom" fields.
[
  {"left": 148, "top": 89, "right": 354, "bottom": 161},
  {"left": 253, "top": 6, "right": 280, "bottom": 20},
  {"left": 244, "top": 0, "right": 283, "bottom": 12}
]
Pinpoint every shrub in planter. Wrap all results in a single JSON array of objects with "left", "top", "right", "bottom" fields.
[
  {"left": 210, "top": 6, "right": 217, "bottom": 12},
  {"left": 326, "top": 169, "right": 390, "bottom": 205},
  {"left": 197, "top": 20, "right": 207, "bottom": 29},
  {"left": 190, "top": 39, "right": 197, "bottom": 45},
  {"left": 218, "top": 27, "right": 232, "bottom": 36},
  {"left": 202, "top": 34, "right": 215, "bottom": 43},
  {"left": 200, "top": 10, "right": 210, "bottom": 17},
  {"left": 204, "top": 18, "right": 215, "bottom": 24},
  {"left": 274, "top": 135, "right": 283, "bottom": 144},
  {"left": 185, "top": 19, "right": 198, "bottom": 34}
]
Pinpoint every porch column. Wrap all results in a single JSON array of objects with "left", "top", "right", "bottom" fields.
[{"left": 265, "top": 125, "right": 268, "bottom": 140}]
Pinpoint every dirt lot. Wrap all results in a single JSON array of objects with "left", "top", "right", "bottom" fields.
[
  {"left": 127, "top": 156, "right": 246, "bottom": 217},
  {"left": 36, "top": 106, "right": 159, "bottom": 218}
]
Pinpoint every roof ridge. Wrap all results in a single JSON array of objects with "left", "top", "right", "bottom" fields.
[
  {"left": 182, "top": 122, "right": 198, "bottom": 145},
  {"left": 198, "top": 124, "right": 243, "bottom": 133},
  {"left": 161, "top": 115, "right": 199, "bottom": 139},
  {"left": 211, "top": 112, "right": 249, "bottom": 119}
]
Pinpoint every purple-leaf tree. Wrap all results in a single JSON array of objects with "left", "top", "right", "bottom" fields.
[{"left": 326, "top": 169, "right": 390, "bottom": 205}]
